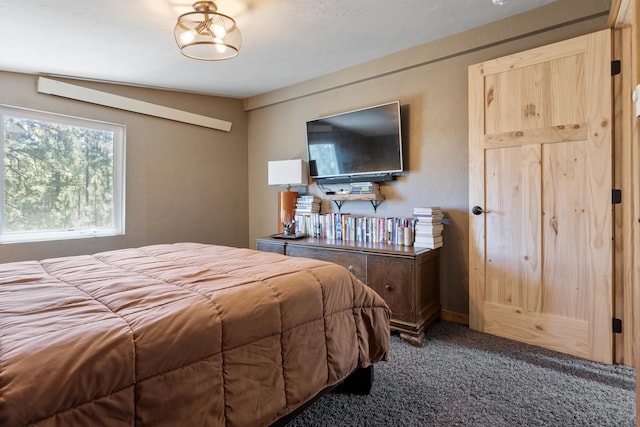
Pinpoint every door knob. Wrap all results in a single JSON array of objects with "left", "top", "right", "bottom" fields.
[{"left": 472, "top": 206, "right": 485, "bottom": 215}]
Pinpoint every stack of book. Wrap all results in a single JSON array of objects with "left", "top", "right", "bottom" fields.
[
  {"left": 349, "top": 182, "right": 380, "bottom": 195},
  {"left": 294, "top": 195, "right": 321, "bottom": 215},
  {"left": 413, "top": 207, "right": 444, "bottom": 248}
]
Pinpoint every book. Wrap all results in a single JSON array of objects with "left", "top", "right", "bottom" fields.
[
  {"left": 297, "top": 195, "right": 321, "bottom": 203},
  {"left": 414, "top": 240, "right": 443, "bottom": 249},
  {"left": 415, "top": 232, "right": 442, "bottom": 238},
  {"left": 414, "top": 210, "right": 443, "bottom": 216},
  {"left": 415, "top": 224, "right": 444, "bottom": 233},
  {"left": 350, "top": 182, "right": 378, "bottom": 188},
  {"left": 414, "top": 233, "right": 443, "bottom": 248},
  {"left": 295, "top": 204, "right": 320, "bottom": 208},
  {"left": 414, "top": 216, "right": 443, "bottom": 221},
  {"left": 413, "top": 207, "right": 441, "bottom": 214},
  {"left": 349, "top": 182, "right": 380, "bottom": 194},
  {"left": 414, "top": 235, "right": 443, "bottom": 243}
]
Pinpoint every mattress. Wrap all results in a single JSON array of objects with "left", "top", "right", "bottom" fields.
[{"left": 0, "top": 243, "right": 390, "bottom": 426}]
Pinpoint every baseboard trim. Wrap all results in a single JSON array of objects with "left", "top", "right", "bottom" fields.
[{"left": 441, "top": 310, "right": 469, "bottom": 325}]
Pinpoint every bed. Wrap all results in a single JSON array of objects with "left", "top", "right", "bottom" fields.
[{"left": 0, "top": 242, "right": 390, "bottom": 426}]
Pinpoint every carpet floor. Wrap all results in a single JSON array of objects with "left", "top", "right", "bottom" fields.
[{"left": 288, "top": 321, "right": 636, "bottom": 426}]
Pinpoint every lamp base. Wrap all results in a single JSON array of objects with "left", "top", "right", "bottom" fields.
[{"left": 278, "top": 191, "right": 298, "bottom": 234}]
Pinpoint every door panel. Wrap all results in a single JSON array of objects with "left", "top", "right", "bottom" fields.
[
  {"left": 541, "top": 141, "right": 589, "bottom": 319},
  {"left": 485, "top": 144, "right": 541, "bottom": 311},
  {"left": 469, "top": 29, "right": 613, "bottom": 363}
]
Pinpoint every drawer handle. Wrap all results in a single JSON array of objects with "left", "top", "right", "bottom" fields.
[
  {"left": 385, "top": 284, "right": 392, "bottom": 292},
  {"left": 347, "top": 265, "right": 355, "bottom": 273}
]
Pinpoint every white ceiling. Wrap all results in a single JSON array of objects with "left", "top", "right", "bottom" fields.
[{"left": 0, "top": 0, "right": 559, "bottom": 99}]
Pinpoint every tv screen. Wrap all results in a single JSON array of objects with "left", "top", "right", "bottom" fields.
[{"left": 306, "top": 101, "right": 403, "bottom": 181}]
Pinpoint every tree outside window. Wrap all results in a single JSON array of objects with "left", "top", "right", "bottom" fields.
[{"left": 0, "top": 106, "right": 125, "bottom": 243}]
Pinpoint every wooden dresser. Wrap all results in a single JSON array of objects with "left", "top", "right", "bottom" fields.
[{"left": 256, "top": 236, "right": 440, "bottom": 346}]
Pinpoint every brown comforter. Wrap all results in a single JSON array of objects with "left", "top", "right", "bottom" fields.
[{"left": 0, "top": 243, "right": 390, "bottom": 426}]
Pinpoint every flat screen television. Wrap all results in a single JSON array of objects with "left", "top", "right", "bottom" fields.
[{"left": 306, "top": 101, "right": 403, "bottom": 183}]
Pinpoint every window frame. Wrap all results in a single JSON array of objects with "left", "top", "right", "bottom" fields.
[{"left": 0, "top": 105, "right": 126, "bottom": 243}]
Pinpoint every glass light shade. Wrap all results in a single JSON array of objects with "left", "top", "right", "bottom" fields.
[{"left": 174, "top": 1, "right": 242, "bottom": 61}]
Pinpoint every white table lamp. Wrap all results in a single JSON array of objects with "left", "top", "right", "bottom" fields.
[{"left": 268, "top": 159, "right": 308, "bottom": 234}]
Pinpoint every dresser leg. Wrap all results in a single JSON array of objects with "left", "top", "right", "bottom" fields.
[{"left": 400, "top": 332, "right": 423, "bottom": 347}]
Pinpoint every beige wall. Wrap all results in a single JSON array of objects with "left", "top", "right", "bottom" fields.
[
  {"left": 247, "top": 0, "right": 611, "bottom": 316},
  {"left": 0, "top": 71, "right": 248, "bottom": 262}
]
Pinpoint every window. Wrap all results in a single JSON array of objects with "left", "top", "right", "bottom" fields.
[
  {"left": 0, "top": 105, "right": 125, "bottom": 243},
  {"left": 308, "top": 142, "right": 339, "bottom": 177}
]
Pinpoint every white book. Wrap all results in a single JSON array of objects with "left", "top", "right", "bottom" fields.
[
  {"left": 414, "top": 241, "right": 443, "bottom": 249},
  {"left": 413, "top": 207, "right": 441, "bottom": 214}
]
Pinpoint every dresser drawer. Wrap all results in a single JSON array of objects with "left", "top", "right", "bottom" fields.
[
  {"left": 286, "top": 246, "right": 366, "bottom": 283},
  {"left": 256, "top": 240, "right": 285, "bottom": 254},
  {"left": 367, "top": 255, "right": 413, "bottom": 322}
]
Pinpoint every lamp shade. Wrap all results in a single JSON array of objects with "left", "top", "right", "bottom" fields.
[{"left": 268, "top": 160, "right": 308, "bottom": 188}]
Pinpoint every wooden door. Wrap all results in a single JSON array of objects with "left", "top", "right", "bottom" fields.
[{"left": 468, "top": 29, "right": 613, "bottom": 364}]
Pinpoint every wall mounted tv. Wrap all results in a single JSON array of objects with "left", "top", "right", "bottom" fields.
[{"left": 306, "top": 101, "right": 403, "bottom": 184}]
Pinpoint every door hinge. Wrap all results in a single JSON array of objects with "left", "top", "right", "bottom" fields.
[
  {"left": 611, "top": 60, "right": 621, "bottom": 76},
  {"left": 612, "top": 189, "right": 622, "bottom": 204},
  {"left": 613, "top": 318, "right": 622, "bottom": 334}
]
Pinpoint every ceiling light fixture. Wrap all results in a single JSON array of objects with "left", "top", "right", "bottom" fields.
[{"left": 174, "top": 1, "right": 242, "bottom": 61}]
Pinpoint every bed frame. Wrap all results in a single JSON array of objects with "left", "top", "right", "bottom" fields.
[{"left": 271, "top": 366, "right": 374, "bottom": 426}]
